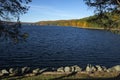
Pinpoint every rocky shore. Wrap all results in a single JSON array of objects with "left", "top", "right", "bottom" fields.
[{"left": 0, "top": 64, "right": 120, "bottom": 78}]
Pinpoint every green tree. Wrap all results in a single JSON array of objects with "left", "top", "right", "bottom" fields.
[
  {"left": 0, "top": 0, "right": 31, "bottom": 42},
  {"left": 84, "top": 0, "right": 120, "bottom": 31}
]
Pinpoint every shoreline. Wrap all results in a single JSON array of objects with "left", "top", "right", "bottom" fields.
[
  {"left": 1, "top": 64, "right": 120, "bottom": 80},
  {"left": 37, "top": 25, "right": 107, "bottom": 30},
  {"left": 23, "top": 24, "right": 120, "bottom": 33},
  {"left": 38, "top": 25, "right": 120, "bottom": 32}
]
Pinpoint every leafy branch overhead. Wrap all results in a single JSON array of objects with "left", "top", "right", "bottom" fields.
[
  {"left": 84, "top": 0, "right": 120, "bottom": 31},
  {"left": 0, "top": 0, "right": 31, "bottom": 42}
]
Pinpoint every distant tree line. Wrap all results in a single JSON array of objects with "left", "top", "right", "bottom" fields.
[{"left": 37, "top": 14, "right": 119, "bottom": 30}]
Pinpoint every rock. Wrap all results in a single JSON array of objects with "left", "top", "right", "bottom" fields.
[
  {"left": 96, "top": 65, "right": 103, "bottom": 72},
  {"left": 71, "top": 65, "right": 82, "bottom": 72},
  {"left": 21, "top": 67, "right": 31, "bottom": 74},
  {"left": 9, "top": 68, "right": 16, "bottom": 76},
  {"left": 0, "top": 71, "right": 4, "bottom": 77},
  {"left": 57, "top": 67, "right": 64, "bottom": 72},
  {"left": 86, "top": 64, "right": 97, "bottom": 73},
  {"left": 107, "top": 68, "right": 113, "bottom": 72},
  {"left": 39, "top": 68, "right": 48, "bottom": 73},
  {"left": 71, "top": 66, "right": 75, "bottom": 72},
  {"left": 86, "top": 64, "right": 92, "bottom": 72},
  {"left": 64, "top": 66, "right": 71, "bottom": 72},
  {"left": 32, "top": 68, "right": 40, "bottom": 75},
  {"left": 107, "top": 65, "right": 120, "bottom": 72},
  {"left": 52, "top": 68, "right": 56, "bottom": 71},
  {"left": 9, "top": 68, "right": 14, "bottom": 74},
  {"left": 91, "top": 66, "right": 97, "bottom": 72},
  {"left": 112, "top": 65, "right": 120, "bottom": 72},
  {"left": 102, "top": 66, "right": 107, "bottom": 72},
  {"left": 1, "top": 69, "right": 9, "bottom": 76},
  {"left": 107, "top": 66, "right": 117, "bottom": 72},
  {"left": 9, "top": 68, "right": 21, "bottom": 76}
]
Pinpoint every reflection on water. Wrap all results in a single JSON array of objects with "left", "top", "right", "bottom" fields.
[{"left": 0, "top": 26, "right": 120, "bottom": 69}]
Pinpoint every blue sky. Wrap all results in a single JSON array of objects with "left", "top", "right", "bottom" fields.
[{"left": 20, "top": 0, "right": 94, "bottom": 22}]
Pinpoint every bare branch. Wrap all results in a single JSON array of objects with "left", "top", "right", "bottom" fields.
[{"left": 116, "top": 0, "right": 120, "bottom": 5}]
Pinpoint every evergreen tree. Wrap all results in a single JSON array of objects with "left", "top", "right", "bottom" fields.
[
  {"left": 84, "top": 0, "right": 120, "bottom": 31},
  {"left": 0, "top": 0, "right": 31, "bottom": 42}
]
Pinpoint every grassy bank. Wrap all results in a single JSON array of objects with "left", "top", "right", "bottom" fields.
[{"left": 1, "top": 72, "right": 120, "bottom": 80}]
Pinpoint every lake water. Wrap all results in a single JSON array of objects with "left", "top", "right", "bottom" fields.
[{"left": 0, "top": 26, "right": 120, "bottom": 69}]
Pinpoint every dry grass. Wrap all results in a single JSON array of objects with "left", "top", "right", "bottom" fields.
[{"left": 1, "top": 71, "right": 120, "bottom": 80}]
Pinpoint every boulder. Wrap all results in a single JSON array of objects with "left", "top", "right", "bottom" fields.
[
  {"left": 39, "top": 68, "right": 48, "bottom": 73},
  {"left": 107, "top": 65, "right": 120, "bottom": 72},
  {"left": 112, "top": 65, "right": 120, "bottom": 72},
  {"left": 21, "top": 67, "right": 31, "bottom": 74},
  {"left": 1, "top": 69, "right": 9, "bottom": 76},
  {"left": 86, "top": 64, "right": 92, "bottom": 72},
  {"left": 9, "top": 68, "right": 17, "bottom": 76},
  {"left": 9, "top": 68, "right": 21, "bottom": 76},
  {"left": 64, "top": 66, "right": 71, "bottom": 72},
  {"left": 0, "top": 70, "right": 3, "bottom": 76},
  {"left": 0, "top": 73, "right": 3, "bottom": 77},
  {"left": 91, "top": 66, "right": 97, "bottom": 72},
  {"left": 96, "top": 65, "right": 103, "bottom": 72},
  {"left": 32, "top": 68, "right": 40, "bottom": 75},
  {"left": 71, "top": 65, "right": 82, "bottom": 72},
  {"left": 9, "top": 68, "right": 14, "bottom": 74},
  {"left": 52, "top": 68, "right": 56, "bottom": 71},
  {"left": 71, "top": 66, "right": 75, "bottom": 72},
  {"left": 86, "top": 64, "right": 98, "bottom": 72},
  {"left": 57, "top": 67, "right": 64, "bottom": 72},
  {"left": 102, "top": 66, "right": 107, "bottom": 72}
]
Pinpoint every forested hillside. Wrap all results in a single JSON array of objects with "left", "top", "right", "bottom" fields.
[
  {"left": 36, "top": 16, "right": 101, "bottom": 29},
  {"left": 36, "top": 15, "right": 120, "bottom": 30}
]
